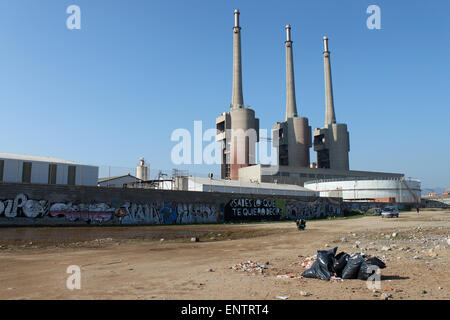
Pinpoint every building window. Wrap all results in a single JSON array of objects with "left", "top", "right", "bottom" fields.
[
  {"left": 68, "top": 166, "right": 76, "bottom": 185},
  {"left": 48, "top": 164, "right": 57, "bottom": 184},
  {"left": 0, "top": 160, "right": 4, "bottom": 182},
  {"left": 22, "top": 162, "right": 32, "bottom": 183}
]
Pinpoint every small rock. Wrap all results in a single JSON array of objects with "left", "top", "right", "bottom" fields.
[
  {"left": 340, "top": 237, "right": 348, "bottom": 242},
  {"left": 265, "top": 261, "right": 270, "bottom": 265},
  {"left": 380, "top": 293, "right": 392, "bottom": 300},
  {"left": 299, "top": 291, "right": 311, "bottom": 297},
  {"left": 160, "top": 238, "right": 165, "bottom": 242},
  {"left": 210, "top": 237, "right": 216, "bottom": 240},
  {"left": 324, "top": 244, "right": 329, "bottom": 247},
  {"left": 447, "top": 238, "right": 450, "bottom": 246},
  {"left": 276, "top": 296, "right": 289, "bottom": 300},
  {"left": 438, "top": 287, "right": 443, "bottom": 290},
  {"left": 207, "top": 269, "right": 215, "bottom": 272},
  {"left": 381, "top": 246, "right": 391, "bottom": 251},
  {"left": 191, "top": 237, "right": 199, "bottom": 242},
  {"left": 428, "top": 249, "right": 438, "bottom": 257},
  {"left": 392, "top": 233, "right": 398, "bottom": 238},
  {"left": 421, "top": 290, "right": 427, "bottom": 294}
]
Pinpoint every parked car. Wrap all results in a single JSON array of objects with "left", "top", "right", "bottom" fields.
[
  {"left": 373, "top": 208, "right": 382, "bottom": 216},
  {"left": 381, "top": 206, "right": 399, "bottom": 218}
]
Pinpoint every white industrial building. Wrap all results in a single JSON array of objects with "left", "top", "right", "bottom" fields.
[
  {"left": 0, "top": 153, "right": 98, "bottom": 186},
  {"left": 98, "top": 174, "right": 142, "bottom": 188},
  {"left": 172, "top": 176, "right": 318, "bottom": 197},
  {"left": 304, "top": 178, "right": 421, "bottom": 204}
]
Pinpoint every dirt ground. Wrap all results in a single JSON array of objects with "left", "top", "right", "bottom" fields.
[{"left": 0, "top": 209, "right": 449, "bottom": 300}]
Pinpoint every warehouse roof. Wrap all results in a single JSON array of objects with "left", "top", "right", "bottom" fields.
[
  {"left": 98, "top": 174, "right": 141, "bottom": 183},
  {"left": 0, "top": 153, "right": 93, "bottom": 166}
]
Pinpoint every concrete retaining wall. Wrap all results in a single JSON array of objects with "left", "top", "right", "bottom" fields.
[{"left": 0, "top": 183, "right": 343, "bottom": 226}]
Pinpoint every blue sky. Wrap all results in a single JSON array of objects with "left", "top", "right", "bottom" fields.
[{"left": 0, "top": 0, "right": 449, "bottom": 188}]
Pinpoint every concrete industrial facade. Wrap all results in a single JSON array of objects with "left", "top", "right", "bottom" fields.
[{"left": 238, "top": 164, "right": 404, "bottom": 187}]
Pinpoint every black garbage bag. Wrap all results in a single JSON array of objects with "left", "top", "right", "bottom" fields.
[
  {"left": 357, "top": 257, "right": 387, "bottom": 280},
  {"left": 365, "top": 257, "right": 386, "bottom": 269},
  {"left": 301, "top": 247, "right": 338, "bottom": 281},
  {"left": 341, "top": 254, "right": 365, "bottom": 279},
  {"left": 333, "top": 252, "right": 350, "bottom": 277}
]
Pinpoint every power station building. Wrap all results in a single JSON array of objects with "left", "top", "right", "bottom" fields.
[
  {"left": 212, "top": 9, "right": 420, "bottom": 203},
  {"left": 216, "top": 9, "right": 259, "bottom": 180}
]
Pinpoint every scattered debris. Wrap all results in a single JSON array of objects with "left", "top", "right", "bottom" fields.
[
  {"left": 300, "top": 254, "right": 316, "bottom": 269},
  {"left": 231, "top": 261, "right": 267, "bottom": 273},
  {"left": 276, "top": 274, "right": 301, "bottom": 279}
]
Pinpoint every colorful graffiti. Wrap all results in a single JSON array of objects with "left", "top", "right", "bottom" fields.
[
  {"left": 0, "top": 193, "right": 345, "bottom": 225},
  {"left": 0, "top": 193, "right": 223, "bottom": 225}
]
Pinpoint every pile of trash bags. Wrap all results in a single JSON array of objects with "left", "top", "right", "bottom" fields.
[{"left": 301, "top": 247, "right": 386, "bottom": 281}]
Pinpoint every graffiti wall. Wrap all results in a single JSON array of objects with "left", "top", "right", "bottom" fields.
[
  {"left": 0, "top": 183, "right": 343, "bottom": 226},
  {"left": 0, "top": 193, "right": 223, "bottom": 225}
]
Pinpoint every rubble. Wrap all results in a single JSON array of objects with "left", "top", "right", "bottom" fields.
[
  {"left": 231, "top": 261, "right": 268, "bottom": 273},
  {"left": 276, "top": 274, "right": 301, "bottom": 279}
]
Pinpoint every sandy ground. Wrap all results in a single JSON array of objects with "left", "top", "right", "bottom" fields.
[{"left": 0, "top": 209, "right": 449, "bottom": 300}]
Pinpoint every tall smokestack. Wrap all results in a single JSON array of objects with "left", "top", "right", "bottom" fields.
[
  {"left": 231, "top": 9, "right": 244, "bottom": 109},
  {"left": 285, "top": 24, "right": 298, "bottom": 120},
  {"left": 323, "top": 36, "right": 336, "bottom": 125}
]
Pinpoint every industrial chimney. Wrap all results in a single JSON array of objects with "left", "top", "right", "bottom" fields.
[
  {"left": 313, "top": 36, "right": 350, "bottom": 170},
  {"left": 272, "top": 24, "right": 311, "bottom": 168},
  {"left": 215, "top": 9, "right": 259, "bottom": 180}
]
